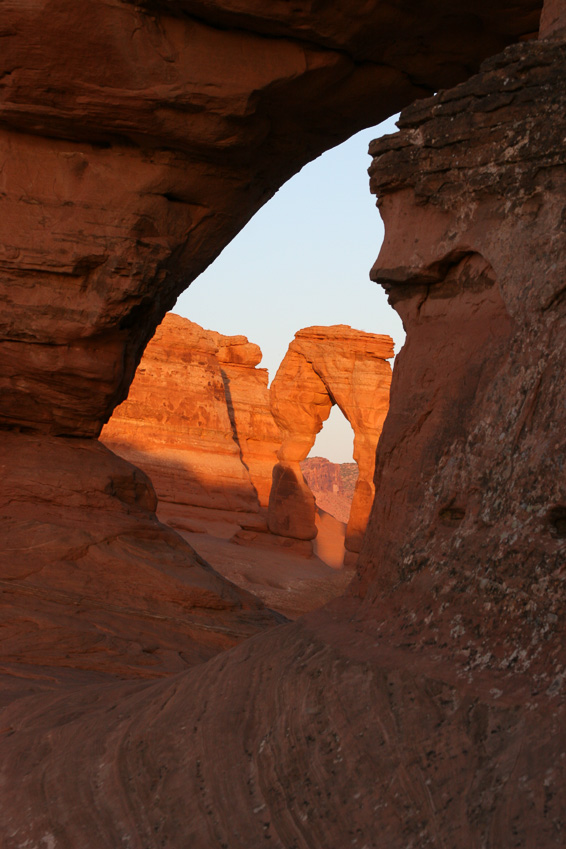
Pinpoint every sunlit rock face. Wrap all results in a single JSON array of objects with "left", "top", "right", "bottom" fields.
[
  {"left": 0, "top": 0, "right": 541, "bottom": 436},
  {"left": 0, "top": 311, "right": 285, "bottom": 682},
  {"left": 102, "top": 317, "right": 390, "bottom": 568},
  {"left": 269, "top": 325, "right": 393, "bottom": 560},
  {"left": 0, "top": 431, "right": 283, "bottom": 680},
  {"left": 101, "top": 315, "right": 357, "bottom": 616},
  {"left": 101, "top": 313, "right": 281, "bottom": 535}
]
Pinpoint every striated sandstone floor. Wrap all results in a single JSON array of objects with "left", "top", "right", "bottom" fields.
[{"left": 179, "top": 530, "right": 354, "bottom": 620}]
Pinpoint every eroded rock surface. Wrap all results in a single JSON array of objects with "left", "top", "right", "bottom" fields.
[
  {"left": 2, "top": 18, "right": 564, "bottom": 848},
  {"left": 0, "top": 1, "right": 541, "bottom": 436},
  {"left": 269, "top": 326, "right": 393, "bottom": 559},
  {"left": 103, "top": 317, "right": 388, "bottom": 571},
  {"left": 0, "top": 431, "right": 282, "bottom": 679},
  {"left": 102, "top": 313, "right": 280, "bottom": 537},
  {"left": 102, "top": 313, "right": 355, "bottom": 616},
  {"left": 2, "top": 2, "right": 564, "bottom": 847}
]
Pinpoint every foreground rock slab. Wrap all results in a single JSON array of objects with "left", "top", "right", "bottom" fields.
[
  {"left": 0, "top": 432, "right": 282, "bottom": 679},
  {"left": 103, "top": 316, "right": 389, "bottom": 574},
  {"left": 0, "top": 603, "right": 562, "bottom": 848}
]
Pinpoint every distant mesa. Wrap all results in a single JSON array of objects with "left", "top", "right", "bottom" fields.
[
  {"left": 102, "top": 314, "right": 393, "bottom": 613},
  {"left": 301, "top": 457, "right": 358, "bottom": 524}
]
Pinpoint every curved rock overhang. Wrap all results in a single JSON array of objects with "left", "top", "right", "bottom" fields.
[
  {"left": 268, "top": 325, "right": 393, "bottom": 554},
  {"left": 0, "top": 0, "right": 542, "bottom": 435},
  {"left": 1, "top": 3, "right": 565, "bottom": 846}
]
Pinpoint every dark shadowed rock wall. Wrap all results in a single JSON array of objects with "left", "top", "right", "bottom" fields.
[{"left": 0, "top": 0, "right": 541, "bottom": 436}]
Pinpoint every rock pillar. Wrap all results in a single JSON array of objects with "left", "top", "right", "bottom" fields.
[{"left": 268, "top": 326, "right": 393, "bottom": 559}]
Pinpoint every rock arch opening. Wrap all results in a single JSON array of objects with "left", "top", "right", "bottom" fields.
[
  {"left": 174, "top": 116, "right": 405, "bottom": 384},
  {"left": 307, "top": 402, "right": 355, "bottom": 465},
  {"left": 301, "top": 409, "right": 357, "bottom": 570},
  {"left": 4, "top": 3, "right": 565, "bottom": 847},
  {"left": 157, "top": 117, "right": 405, "bottom": 575},
  {"left": 267, "top": 324, "right": 393, "bottom": 566},
  {"left": 101, "top": 316, "right": 393, "bottom": 608},
  {"left": 101, "top": 115, "right": 405, "bottom": 598},
  {"left": 101, "top": 118, "right": 403, "bottom": 608}
]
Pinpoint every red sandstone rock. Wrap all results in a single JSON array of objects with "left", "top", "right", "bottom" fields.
[
  {"left": 3, "top": 4, "right": 565, "bottom": 848},
  {"left": 313, "top": 507, "right": 348, "bottom": 569},
  {"left": 0, "top": 431, "right": 282, "bottom": 679},
  {"left": 2, "top": 22, "right": 565, "bottom": 849},
  {"left": 301, "top": 456, "right": 358, "bottom": 523},
  {"left": 103, "top": 317, "right": 374, "bottom": 575},
  {"left": 102, "top": 315, "right": 354, "bottom": 614},
  {"left": 214, "top": 333, "right": 283, "bottom": 510},
  {"left": 269, "top": 326, "right": 393, "bottom": 556},
  {"left": 540, "top": 0, "right": 566, "bottom": 34},
  {"left": 102, "top": 313, "right": 280, "bottom": 535},
  {"left": 0, "top": 1, "right": 540, "bottom": 436}
]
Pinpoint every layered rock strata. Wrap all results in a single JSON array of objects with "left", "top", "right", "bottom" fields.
[
  {"left": 269, "top": 326, "right": 393, "bottom": 560},
  {"left": 102, "top": 313, "right": 280, "bottom": 537},
  {"left": 102, "top": 314, "right": 359, "bottom": 613},
  {"left": 0, "top": 0, "right": 542, "bottom": 671},
  {"left": 0, "top": 431, "right": 282, "bottom": 679},
  {"left": 2, "top": 2, "right": 564, "bottom": 847},
  {"left": 103, "top": 317, "right": 390, "bottom": 567},
  {"left": 0, "top": 1, "right": 539, "bottom": 438}
]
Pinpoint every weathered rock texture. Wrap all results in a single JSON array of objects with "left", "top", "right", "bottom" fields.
[
  {"left": 102, "top": 313, "right": 280, "bottom": 537},
  {"left": 540, "top": 0, "right": 566, "bottom": 33},
  {"left": 0, "top": 431, "right": 282, "bottom": 679},
  {"left": 4, "top": 1, "right": 566, "bottom": 847},
  {"left": 103, "top": 317, "right": 389, "bottom": 567},
  {"left": 269, "top": 326, "right": 393, "bottom": 559},
  {"left": 301, "top": 457, "right": 358, "bottom": 523},
  {"left": 102, "top": 314, "right": 355, "bottom": 613},
  {"left": 0, "top": 1, "right": 541, "bottom": 438}
]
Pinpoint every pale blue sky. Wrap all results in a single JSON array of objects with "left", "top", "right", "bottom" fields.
[{"left": 175, "top": 115, "right": 403, "bottom": 462}]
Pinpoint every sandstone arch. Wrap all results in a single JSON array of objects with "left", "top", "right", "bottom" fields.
[
  {"left": 0, "top": 1, "right": 541, "bottom": 437},
  {"left": 0, "top": 0, "right": 544, "bottom": 667},
  {"left": 2, "top": 2, "right": 566, "bottom": 847},
  {"left": 268, "top": 325, "right": 393, "bottom": 561}
]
